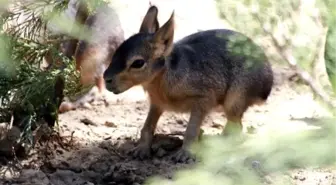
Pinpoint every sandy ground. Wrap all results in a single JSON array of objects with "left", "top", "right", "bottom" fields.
[
  {"left": 1, "top": 66, "right": 335, "bottom": 185},
  {"left": 1, "top": 0, "right": 335, "bottom": 184}
]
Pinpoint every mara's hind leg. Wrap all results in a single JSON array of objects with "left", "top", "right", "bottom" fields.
[
  {"left": 58, "top": 47, "right": 110, "bottom": 113},
  {"left": 91, "top": 63, "right": 110, "bottom": 105},
  {"left": 222, "top": 87, "right": 249, "bottom": 136},
  {"left": 222, "top": 85, "right": 270, "bottom": 136}
]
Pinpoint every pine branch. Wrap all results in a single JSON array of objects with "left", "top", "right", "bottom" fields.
[
  {"left": 3, "top": 0, "right": 69, "bottom": 41},
  {"left": 0, "top": 0, "right": 82, "bottom": 154}
]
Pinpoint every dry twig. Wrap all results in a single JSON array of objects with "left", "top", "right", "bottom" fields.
[{"left": 251, "top": 12, "right": 335, "bottom": 110}]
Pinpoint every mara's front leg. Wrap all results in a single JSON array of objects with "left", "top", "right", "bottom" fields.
[
  {"left": 171, "top": 107, "right": 208, "bottom": 163},
  {"left": 129, "top": 104, "right": 163, "bottom": 159}
]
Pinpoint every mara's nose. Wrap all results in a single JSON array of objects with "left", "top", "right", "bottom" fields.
[{"left": 104, "top": 78, "right": 121, "bottom": 94}]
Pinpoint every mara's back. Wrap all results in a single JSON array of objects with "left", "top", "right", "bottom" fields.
[
  {"left": 76, "top": 3, "right": 124, "bottom": 61},
  {"left": 74, "top": 2, "right": 125, "bottom": 85},
  {"left": 85, "top": 4, "right": 124, "bottom": 46},
  {"left": 173, "top": 29, "right": 269, "bottom": 75},
  {"left": 166, "top": 29, "right": 273, "bottom": 98}
]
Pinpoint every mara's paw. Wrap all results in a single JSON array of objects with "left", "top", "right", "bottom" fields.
[
  {"left": 127, "top": 144, "right": 152, "bottom": 160},
  {"left": 170, "top": 148, "right": 195, "bottom": 163}
]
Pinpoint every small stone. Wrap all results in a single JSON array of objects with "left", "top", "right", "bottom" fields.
[
  {"left": 152, "top": 158, "right": 161, "bottom": 165},
  {"left": 80, "top": 118, "right": 98, "bottom": 126},
  {"left": 299, "top": 176, "right": 306, "bottom": 181},
  {"left": 176, "top": 120, "right": 184, "bottom": 125},
  {"left": 82, "top": 182, "right": 94, "bottom": 185},
  {"left": 0, "top": 123, "right": 8, "bottom": 138},
  {"left": 246, "top": 126, "right": 257, "bottom": 134},
  {"left": 156, "top": 148, "right": 167, "bottom": 157},
  {"left": 18, "top": 170, "right": 49, "bottom": 184},
  {"left": 82, "top": 102, "right": 92, "bottom": 109},
  {"left": 59, "top": 102, "right": 75, "bottom": 113},
  {"left": 105, "top": 121, "right": 117, "bottom": 128},
  {"left": 187, "top": 158, "right": 195, "bottom": 164},
  {"left": 212, "top": 120, "right": 224, "bottom": 129},
  {"left": 251, "top": 160, "right": 261, "bottom": 169}
]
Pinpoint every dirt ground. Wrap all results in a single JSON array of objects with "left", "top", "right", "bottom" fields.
[
  {"left": 1, "top": 0, "right": 335, "bottom": 184},
  {"left": 0, "top": 66, "right": 335, "bottom": 185}
]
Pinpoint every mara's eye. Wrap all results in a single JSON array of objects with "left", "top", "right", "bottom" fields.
[{"left": 130, "top": 59, "right": 146, "bottom": 69}]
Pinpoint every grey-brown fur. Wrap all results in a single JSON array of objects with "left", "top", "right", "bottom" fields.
[
  {"left": 104, "top": 6, "right": 273, "bottom": 162},
  {"left": 70, "top": 1, "right": 124, "bottom": 86},
  {"left": 58, "top": 0, "right": 125, "bottom": 113}
]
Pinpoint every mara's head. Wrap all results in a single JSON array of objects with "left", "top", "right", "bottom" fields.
[{"left": 103, "top": 5, "right": 175, "bottom": 94}]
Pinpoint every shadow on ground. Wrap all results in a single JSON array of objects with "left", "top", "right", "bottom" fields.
[
  {"left": 1, "top": 66, "right": 335, "bottom": 185},
  {"left": 1, "top": 133, "right": 195, "bottom": 185}
]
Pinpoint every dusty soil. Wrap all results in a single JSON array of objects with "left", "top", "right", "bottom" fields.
[
  {"left": 0, "top": 66, "right": 335, "bottom": 185},
  {"left": 1, "top": 0, "right": 335, "bottom": 184}
]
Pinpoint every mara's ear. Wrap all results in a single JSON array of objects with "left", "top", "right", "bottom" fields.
[
  {"left": 139, "top": 6, "right": 160, "bottom": 33},
  {"left": 152, "top": 11, "right": 175, "bottom": 56}
]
